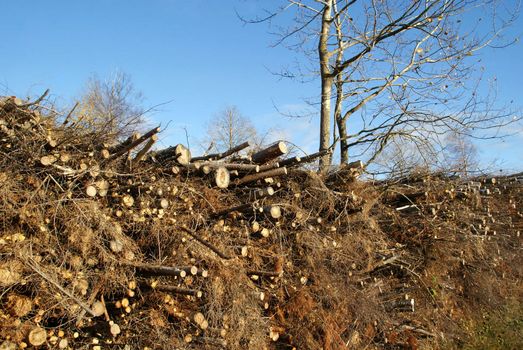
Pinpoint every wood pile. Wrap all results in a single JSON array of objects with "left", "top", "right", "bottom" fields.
[{"left": 1, "top": 94, "right": 521, "bottom": 349}]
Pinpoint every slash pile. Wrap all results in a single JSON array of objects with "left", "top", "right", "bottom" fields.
[{"left": 1, "top": 94, "right": 521, "bottom": 350}]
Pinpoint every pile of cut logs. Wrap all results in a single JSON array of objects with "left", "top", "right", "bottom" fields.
[
  {"left": 2, "top": 94, "right": 520, "bottom": 350},
  {"left": 0, "top": 94, "right": 361, "bottom": 349}
]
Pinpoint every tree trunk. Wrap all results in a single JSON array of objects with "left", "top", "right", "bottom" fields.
[
  {"left": 337, "top": 117, "right": 349, "bottom": 164},
  {"left": 333, "top": 3, "right": 347, "bottom": 165},
  {"left": 318, "top": 1, "right": 334, "bottom": 172}
]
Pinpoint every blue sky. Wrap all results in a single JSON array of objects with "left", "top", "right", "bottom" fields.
[{"left": 1, "top": 1, "right": 522, "bottom": 172}]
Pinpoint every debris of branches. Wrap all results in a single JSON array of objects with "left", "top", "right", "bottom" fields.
[{"left": 1, "top": 95, "right": 521, "bottom": 349}]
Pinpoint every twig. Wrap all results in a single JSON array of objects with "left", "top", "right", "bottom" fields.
[
  {"left": 26, "top": 259, "right": 96, "bottom": 317},
  {"left": 20, "top": 89, "right": 50, "bottom": 108},
  {"left": 400, "top": 325, "right": 436, "bottom": 337},
  {"left": 62, "top": 102, "right": 79, "bottom": 126}
]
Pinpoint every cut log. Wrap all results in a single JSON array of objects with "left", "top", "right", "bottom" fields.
[
  {"left": 259, "top": 162, "right": 280, "bottom": 172},
  {"left": 40, "top": 155, "right": 58, "bottom": 166},
  {"left": 204, "top": 162, "right": 259, "bottom": 173},
  {"left": 101, "top": 148, "right": 110, "bottom": 159},
  {"left": 110, "top": 323, "right": 121, "bottom": 336},
  {"left": 235, "top": 167, "right": 287, "bottom": 186},
  {"left": 45, "top": 138, "right": 58, "bottom": 149},
  {"left": 191, "top": 141, "right": 251, "bottom": 162},
  {"left": 255, "top": 187, "right": 275, "bottom": 199},
  {"left": 91, "top": 301, "right": 106, "bottom": 317},
  {"left": 212, "top": 202, "right": 258, "bottom": 218},
  {"left": 251, "top": 141, "right": 287, "bottom": 164},
  {"left": 132, "top": 263, "right": 188, "bottom": 278},
  {"left": 180, "top": 266, "right": 198, "bottom": 276},
  {"left": 0, "top": 96, "right": 23, "bottom": 112},
  {"left": 233, "top": 245, "right": 249, "bottom": 257},
  {"left": 58, "top": 339, "right": 68, "bottom": 349},
  {"left": 86, "top": 185, "right": 97, "bottom": 197},
  {"left": 252, "top": 227, "right": 271, "bottom": 238},
  {"left": 133, "top": 134, "right": 158, "bottom": 162},
  {"left": 186, "top": 162, "right": 202, "bottom": 171},
  {"left": 109, "top": 239, "right": 123, "bottom": 253},
  {"left": 193, "top": 312, "right": 205, "bottom": 325},
  {"left": 200, "top": 164, "right": 212, "bottom": 175},
  {"left": 121, "top": 195, "right": 134, "bottom": 207},
  {"left": 270, "top": 328, "right": 280, "bottom": 342},
  {"left": 263, "top": 205, "right": 282, "bottom": 219},
  {"left": 279, "top": 149, "right": 330, "bottom": 167},
  {"left": 108, "top": 126, "right": 160, "bottom": 161},
  {"left": 155, "top": 144, "right": 191, "bottom": 165},
  {"left": 28, "top": 326, "right": 47, "bottom": 346},
  {"left": 0, "top": 341, "right": 16, "bottom": 350},
  {"left": 153, "top": 284, "right": 202, "bottom": 298},
  {"left": 246, "top": 269, "right": 283, "bottom": 277},
  {"left": 157, "top": 198, "right": 169, "bottom": 209},
  {"left": 95, "top": 179, "right": 110, "bottom": 197},
  {"left": 213, "top": 166, "right": 230, "bottom": 189},
  {"left": 59, "top": 152, "right": 71, "bottom": 163}
]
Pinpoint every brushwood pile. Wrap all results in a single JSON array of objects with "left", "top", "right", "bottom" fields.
[{"left": 0, "top": 95, "right": 522, "bottom": 349}]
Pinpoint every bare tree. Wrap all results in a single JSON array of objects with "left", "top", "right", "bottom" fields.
[
  {"left": 244, "top": 0, "right": 519, "bottom": 172},
  {"left": 371, "top": 137, "right": 434, "bottom": 178},
  {"left": 443, "top": 131, "right": 478, "bottom": 176},
  {"left": 75, "top": 71, "right": 146, "bottom": 140},
  {"left": 203, "top": 106, "right": 260, "bottom": 153}
]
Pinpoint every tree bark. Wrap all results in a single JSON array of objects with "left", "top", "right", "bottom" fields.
[
  {"left": 338, "top": 118, "right": 349, "bottom": 164},
  {"left": 318, "top": 1, "right": 334, "bottom": 172}
]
